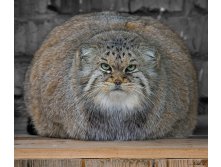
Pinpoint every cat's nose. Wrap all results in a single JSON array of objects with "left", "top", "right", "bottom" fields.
[{"left": 114, "top": 79, "right": 122, "bottom": 85}]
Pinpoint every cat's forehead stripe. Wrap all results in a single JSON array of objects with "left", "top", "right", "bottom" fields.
[
  {"left": 102, "top": 37, "right": 137, "bottom": 61},
  {"left": 105, "top": 36, "right": 136, "bottom": 50}
]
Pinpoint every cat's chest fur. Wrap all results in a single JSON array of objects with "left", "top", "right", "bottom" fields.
[
  {"left": 85, "top": 105, "right": 149, "bottom": 140},
  {"left": 83, "top": 88, "right": 152, "bottom": 140}
]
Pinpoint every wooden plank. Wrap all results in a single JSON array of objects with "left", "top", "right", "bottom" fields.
[
  {"left": 14, "top": 159, "right": 82, "bottom": 167},
  {"left": 85, "top": 159, "right": 208, "bottom": 167},
  {"left": 85, "top": 159, "right": 153, "bottom": 167},
  {"left": 14, "top": 159, "right": 208, "bottom": 167},
  {"left": 15, "top": 135, "right": 207, "bottom": 160},
  {"left": 154, "top": 159, "right": 208, "bottom": 167}
]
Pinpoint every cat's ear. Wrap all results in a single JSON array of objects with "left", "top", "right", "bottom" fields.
[
  {"left": 80, "top": 45, "right": 97, "bottom": 57},
  {"left": 75, "top": 45, "right": 96, "bottom": 67},
  {"left": 78, "top": 44, "right": 98, "bottom": 64},
  {"left": 80, "top": 44, "right": 98, "bottom": 57},
  {"left": 139, "top": 45, "right": 160, "bottom": 68}
]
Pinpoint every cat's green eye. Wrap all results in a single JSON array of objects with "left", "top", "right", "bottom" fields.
[
  {"left": 100, "top": 63, "right": 111, "bottom": 72},
  {"left": 125, "top": 65, "right": 137, "bottom": 73}
]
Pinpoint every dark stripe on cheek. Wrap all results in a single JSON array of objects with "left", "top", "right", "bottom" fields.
[
  {"left": 134, "top": 74, "right": 148, "bottom": 95},
  {"left": 83, "top": 71, "right": 102, "bottom": 91}
]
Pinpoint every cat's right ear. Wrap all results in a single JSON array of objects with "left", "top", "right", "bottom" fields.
[
  {"left": 80, "top": 45, "right": 96, "bottom": 57},
  {"left": 79, "top": 44, "right": 98, "bottom": 60}
]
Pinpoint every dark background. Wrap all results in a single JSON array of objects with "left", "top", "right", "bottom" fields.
[{"left": 14, "top": 0, "right": 208, "bottom": 135}]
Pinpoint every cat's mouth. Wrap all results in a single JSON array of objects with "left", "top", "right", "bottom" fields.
[{"left": 112, "top": 85, "right": 123, "bottom": 91}]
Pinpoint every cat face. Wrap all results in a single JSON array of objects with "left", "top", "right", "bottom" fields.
[{"left": 78, "top": 32, "right": 160, "bottom": 112}]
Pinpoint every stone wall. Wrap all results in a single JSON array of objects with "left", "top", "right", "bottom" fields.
[{"left": 14, "top": 0, "right": 208, "bottom": 134}]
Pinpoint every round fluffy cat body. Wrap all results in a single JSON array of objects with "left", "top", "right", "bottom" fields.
[{"left": 24, "top": 12, "right": 198, "bottom": 140}]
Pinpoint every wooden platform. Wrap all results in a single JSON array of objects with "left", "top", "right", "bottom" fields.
[{"left": 15, "top": 135, "right": 208, "bottom": 167}]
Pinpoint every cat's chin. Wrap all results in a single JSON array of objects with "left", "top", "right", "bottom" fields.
[
  {"left": 109, "top": 89, "right": 126, "bottom": 96},
  {"left": 94, "top": 91, "right": 141, "bottom": 112}
]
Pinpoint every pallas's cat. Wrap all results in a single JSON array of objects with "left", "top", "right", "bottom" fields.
[{"left": 24, "top": 12, "right": 198, "bottom": 140}]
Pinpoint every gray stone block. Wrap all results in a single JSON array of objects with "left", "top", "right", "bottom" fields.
[
  {"left": 193, "top": 60, "right": 208, "bottom": 97},
  {"left": 183, "top": 0, "right": 194, "bottom": 16},
  {"left": 194, "top": 0, "right": 208, "bottom": 10},
  {"left": 15, "top": 115, "right": 28, "bottom": 134},
  {"left": 14, "top": 56, "right": 32, "bottom": 96},
  {"left": 115, "top": 0, "right": 130, "bottom": 12},
  {"left": 130, "top": 0, "right": 183, "bottom": 12},
  {"left": 15, "top": 15, "right": 70, "bottom": 55},
  {"left": 49, "top": 0, "right": 79, "bottom": 14},
  {"left": 101, "top": 0, "right": 129, "bottom": 12},
  {"left": 91, "top": 0, "right": 103, "bottom": 11},
  {"left": 184, "top": 0, "right": 208, "bottom": 16},
  {"left": 80, "top": 0, "right": 129, "bottom": 12},
  {"left": 162, "top": 15, "right": 208, "bottom": 58},
  {"left": 14, "top": 20, "right": 26, "bottom": 55},
  {"left": 15, "top": 0, "right": 49, "bottom": 16},
  {"left": 79, "top": 0, "right": 92, "bottom": 12},
  {"left": 187, "top": 16, "right": 208, "bottom": 57}
]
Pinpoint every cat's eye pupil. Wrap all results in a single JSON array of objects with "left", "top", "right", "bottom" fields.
[
  {"left": 128, "top": 65, "right": 133, "bottom": 69},
  {"left": 100, "top": 63, "right": 111, "bottom": 72}
]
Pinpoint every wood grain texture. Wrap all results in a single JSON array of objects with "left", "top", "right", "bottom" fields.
[
  {"left": 85, "top": 159, "right": 208, "bottom": 167},
  {"left": 15, "top": 135, "right": 207, "bottom": 160},
  {"left": 155, "top": 159, "right": 208, "bottom": 167},
  {"left": 14, "top": 159, "right": 82, "bottom": 167},
  {"left": 14, "top": 159, "right": 208, "bottom": 167},
  {"left": 85, "top": 159, "right": 153, "bottom": 167}
]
